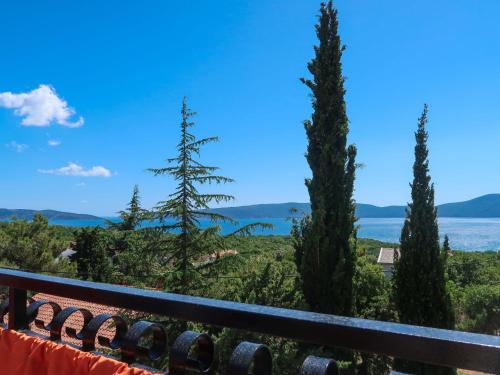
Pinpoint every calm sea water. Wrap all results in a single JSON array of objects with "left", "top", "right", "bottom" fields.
[{"left": 47, "top": 217, "right": 500, "bottom": 251}]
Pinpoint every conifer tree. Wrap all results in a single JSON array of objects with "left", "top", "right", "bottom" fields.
[
  {"left": 295, "top": 0, "right": 357, "bottom": 317},
  {"left": 442, "top": 234, "right": 451, "bottom": 255},
  {"left": 72, "top": 227, "right": 113, "bottom": 282},
  {"left": 393, "top": 105, "right": 455, "bottom": 375},
  {"left": 108, "top": 185, "right": 144, "bottom": 231},
  {"left": 148, "top": 97, "right": 235, "bottom": 293}
]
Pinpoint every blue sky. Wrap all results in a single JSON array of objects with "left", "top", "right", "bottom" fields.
[{"left": 1, "top": 1, "right": 499, "bottom": 216}]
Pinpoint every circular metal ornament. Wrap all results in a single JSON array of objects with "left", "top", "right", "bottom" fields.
[
  {"left": 170, "top": 330, "right": 215, "bottom": 375},
  {"left": 300, "top": 356, "right": 339, "bottom": 375},
  {"left": 228, "top": 342, "right": 272, "bottom": 375},
  {"left": 121, "top": 320, "right": 167, "bottom": 364},
  {"left": 81, "top": 313, "right": 127, "bottom": 351}
]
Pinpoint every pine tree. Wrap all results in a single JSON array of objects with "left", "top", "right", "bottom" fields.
[
  {"left": 393, "top": 105, "right": 455, "bottom": 375},
  {"left": 108, "top": 185, "right": 144, "bottom": 231},
  {"left": 295, "top": 1, "right": 357, "bottom": 317},
  {"left": 148, "top": 97, "right": 235, "bottom": 293}
]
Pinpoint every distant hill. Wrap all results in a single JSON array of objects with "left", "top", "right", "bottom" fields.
[
  {"left": 0, "top": 208, "right": 101, "bottom": 221},
  {"left": 3, "top": 194, "right": 500, "bottom": 222},
  {"left": 355, "top": 204, "right": 406, "bottom": 218},
  {"left": 437, "top": 194, "right": 500, "bottom": 217},
  {"left": 206, "top": 194, "right": 500, "bottom": 219}
]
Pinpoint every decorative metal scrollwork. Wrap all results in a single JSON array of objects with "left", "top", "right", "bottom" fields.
[
  {"left": 81, "top": 313, "right": 127, "bottom": 351},
  {"left": 17, "top": 298, "right": 338, "bottom": 375},
  {"left": 26, "top": 299, "right": 61, "bottom": 331},
  {"left": 228, "top": 341, "right": 273, "bottom": 375},
  {"left": 300, "top": 356, "right": 339, "bottom": 375},
  {"left": 121, "top": 320, "right": 167, "bottom": 364},
  {"left": 49, "top": 306, "right": 93, "bottom": 341},
  {"left": 170, "top": 330, "right": 215, "bottom": 375}
]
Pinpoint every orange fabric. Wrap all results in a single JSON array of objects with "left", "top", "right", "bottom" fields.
[{"left": 0, "top": 328, "right": 153, "bottom": 375}]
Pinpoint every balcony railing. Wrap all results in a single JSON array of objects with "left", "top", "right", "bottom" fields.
[{"left": 0, "top": 268, "right": 499, "bottom": 374}]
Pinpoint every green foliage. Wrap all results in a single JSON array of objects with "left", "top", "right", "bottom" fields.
[
  {"left": 205, "top": 248, "right": 305, "bottom": 375},
  {"left": 290, "top": 214, "right": 311, "bottom": 271},
  {"left": 354, "top": 256, "right": 395, "bottom": 321},
  {"left": 393, "top": 105, "right": 455, "bottom": 375},
  {"left": 147, "top": 98, "right": 270, "bottom": 295},
  {"left": 295, "top": 0, "right": 357, "bottom": 318},
  {"left": 356, "top": 238, "right": 398, "bottom": 263},
  {"left": 110, "top": 229, "right": 166, "bottom": 287},
  {"left": 458, "top": 284, "right": 499, "bottom": 335},
  {"left": 1, "top": 210, "right": 497, "bottom": 374},
  {"left": 72, "top": 227, "right": 113, "bottom": 282},
  {"left": 442, "top": 234, "right": 450, "bottom": 253},
  {"left": 447, "top": 251, "right": 499, "bottom": 287},
  {"left": 446, "top": 250, "right": 499, "bottom": 335},
  {"left": 353, "top": 255, "right": 395, "bottom": 375},
  {"left": 107, "top": 185, "right": 145, "bottom": 231},
  {"left": 0, "top": 214, "right": 75, "bottom": 274},
  {"left": 103, "top": 186, "right": 166, "bottom": 287},
  {"left": 148, "top": 97, "right": 235, "bottom": 293}
]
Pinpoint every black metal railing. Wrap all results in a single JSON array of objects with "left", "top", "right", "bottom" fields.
[{"left": 0, "top": 268, "right": 499, "bottom": 374}]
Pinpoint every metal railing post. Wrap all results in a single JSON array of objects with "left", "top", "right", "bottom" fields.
[{"left": 8, "top": 287, "right": 27, "bottom": 330}]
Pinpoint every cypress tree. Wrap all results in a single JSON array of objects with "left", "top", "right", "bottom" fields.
[
  {"left": 393, "top": 105, "right": 455, "bottom": 375},
  {"left": 442, "top": 234, "right": 451, "bottom": 254},
  {"left": 296, "top": 1, "right": 357, "bottom": 317}
]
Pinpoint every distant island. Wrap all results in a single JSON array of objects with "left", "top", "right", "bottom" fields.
[
  {"left": 0, "top": 209, "right": 101, "bottom": 221},
  {"left": 2, "top": 194, "right": 500, "bottom": 221}
]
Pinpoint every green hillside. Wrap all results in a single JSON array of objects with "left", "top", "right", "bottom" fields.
[
  {"left": 206, "top": 194, "right": 500, "bottom": 218},
  {"left": 0, "top": 208, "right": 101, "bottom": 221}
]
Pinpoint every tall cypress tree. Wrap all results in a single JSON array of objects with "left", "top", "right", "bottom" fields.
[
  {"left": 296, "top": 1, "right": 357, "bottom": 317},
  {"left": 393, "top": 105, "right": 455, "bottom": 375}
]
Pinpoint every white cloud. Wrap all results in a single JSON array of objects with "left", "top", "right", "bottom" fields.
[
  {"left": 76, "top": 182, "right": 86, "bottom": 187},
  {"left": 38, "top": 162, "right": 112, "bottom": 177},
  {"left": 48, "top": 140, "right": 61, "bottom": 146},
  {"left": 6, "top": 141, "right": 28, "bottom": 153},
  {"left": 0, "top": 85, "right": 84, "bottom": 127}
]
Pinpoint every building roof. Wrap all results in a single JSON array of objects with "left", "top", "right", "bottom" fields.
[
  {"left": 59, "top": 248, "right": 76, "bottom": 259},
  {"left": 377, "top": 247, "right": 400, "bottom": 265}
]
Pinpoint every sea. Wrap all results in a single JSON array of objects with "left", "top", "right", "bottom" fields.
[{"left": 45, "top": 217, "right": 500, "bottom": 251}]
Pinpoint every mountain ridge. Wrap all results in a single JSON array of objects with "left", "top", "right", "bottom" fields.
[
  {"left": 206, "top": 194, "right": 500, "bottom": 218},
  {"left": 0, "top": 208, "right": 101, "bottom": 221},
  {"left": 2, "top": 194, "right": 500, "bottom": 221}
]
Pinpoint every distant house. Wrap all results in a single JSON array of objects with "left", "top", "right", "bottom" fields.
[
  {"left": 58, "top": 241, "right": 76, "bottom": 259},
  {"left": 59, "top": 248, "right": 76, "bottom": 259},
  {"left": 377, "top": 247, "right": 400, "bottom": 277},
  {"left": 197, "top": 249, "right": 238, "bottom": 267}
]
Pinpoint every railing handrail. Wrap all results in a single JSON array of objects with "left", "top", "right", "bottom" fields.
[{"left": 1, "top": 268, "right": 499, "bottom": 373}]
